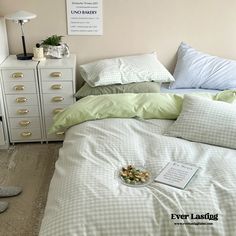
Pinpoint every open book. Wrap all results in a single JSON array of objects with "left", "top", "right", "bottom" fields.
[{"left": 155, "top": 161, "right": 199, "bottom": 189}]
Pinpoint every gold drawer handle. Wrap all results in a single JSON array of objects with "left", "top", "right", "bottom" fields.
[
  {"left": 19, "top": 120, "right": 31, "bottom": 127},
  {"left": 16, "top": 97, "right": 27, "bottom": 103},
  {"left": 21, "top": 131, "right": 32, "bottom": 137},
  {"left": 12, "top": 72, "right": 24, "bottom": 79},
  {"left": 17, "top": 109, "right": 29, "bottom": 115},
  {"left": 52, "top": 96, "right": 64, "bottom": 102},
  {"left": 51, "top": 84, "right": 63, "bottom": 90},
  {"left": 13, "top": 85, "right": 25, "bottom": 91},
  {"left": 56, "top": 131, "right": 65, "bottom": 136},
  {"left": 53, "top": 108, "right": 64, "bottom": 115},
  {"left": 50, "top": 72, "right": 62, "bottom": 78}
]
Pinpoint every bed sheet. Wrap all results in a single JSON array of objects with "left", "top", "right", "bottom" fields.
[{"left": 40, "top": 118, "right": 236, "bottom": 236}]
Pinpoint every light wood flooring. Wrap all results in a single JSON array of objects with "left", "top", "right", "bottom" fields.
[{"left": 0, "top": 142, "right": 62, "bottom": 236}]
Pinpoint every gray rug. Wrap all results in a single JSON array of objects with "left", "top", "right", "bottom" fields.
[{"left": 0, "top": 143, "right": 61, "bottom": 236}]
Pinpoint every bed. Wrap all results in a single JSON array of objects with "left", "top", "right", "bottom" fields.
[{"left": 39, "top": 45, "right": 236, "bottom": 236}]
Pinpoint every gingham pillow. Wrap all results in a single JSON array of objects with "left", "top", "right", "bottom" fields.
[
  {"left": 79, "top": 52, "right": 174, "bottom": 87},
  {"left": 165, "top": 95, "right": 236, "bottom": 149}
]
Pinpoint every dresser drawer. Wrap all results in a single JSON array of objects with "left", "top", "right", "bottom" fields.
[
  {"left": 2, "top": 69, "right": 36, "bottom": 82},
  {"left": 4, "top": 81, "right": 37, "bottom": 94},
  {"left": 43, "top": 93, "right": 74, "bottom": 105},
  {"left": 6, "top": 94, "right": 39, "bottom": 106},
  {"left": 41, "top": 81, "right": 73, "bottom": 94},
  {"left": 9, "top": 117, "right": 41, "bottom": 129},
  {"left": 43, "top": 104, "right": 68, "bottom": 117},
  {"left": 8, "top": 105, "right": 40, "bottom": 118},
  {"left": 40, "top": 68, "right": 73, "bottom": 81},
  {"left": 45, "top": 118, "right": 65, "bottom": 140},
  {"left": 10, "top": 128, "right": 42, "bottom": 141}
]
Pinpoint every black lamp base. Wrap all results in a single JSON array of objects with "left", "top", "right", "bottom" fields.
[{"left": 16, "top": 53, "right": 33, "bottom": 60}]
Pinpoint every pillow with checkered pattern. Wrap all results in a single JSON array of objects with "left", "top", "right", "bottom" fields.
[
  {"left": 79, "top": 52, "right": 174, "bottom": 87},
  {"left": 165, "top": 94, "right": 236, "bottom": 149}
]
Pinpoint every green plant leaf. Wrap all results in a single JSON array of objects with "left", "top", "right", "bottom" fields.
[{"left": 41, "top": 35, "right": 63, "bottom": 46}]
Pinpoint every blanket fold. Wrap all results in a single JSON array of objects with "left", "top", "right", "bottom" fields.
[{"left": 49, "top": 90, "right": 236, "bottom": 134}]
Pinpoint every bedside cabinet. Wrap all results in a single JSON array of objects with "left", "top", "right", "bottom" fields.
[
  {"left": 0, "top": 56, "right": 43, "bottom": 143},
  {"left": 38, "top": 54, "right": 76, "bottom": 141},
  {"left": 0, "top": 55, "right": 76, "bottom": 143}
]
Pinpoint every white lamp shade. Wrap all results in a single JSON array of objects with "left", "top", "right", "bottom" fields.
[
  {"left": 5, "top": 10, "right": 37, "bottom": 21},
  {"left": 4, "top": 11, "right": 36, "bottom": 60}
]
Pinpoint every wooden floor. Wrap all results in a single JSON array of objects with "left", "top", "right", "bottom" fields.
[{"left": 0, "top": 142, "right": 62, "bottom": 236}]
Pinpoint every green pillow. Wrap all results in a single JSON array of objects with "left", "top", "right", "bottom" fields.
[{"left": 74, "top": 82, "right": 161, "bottom": 98}]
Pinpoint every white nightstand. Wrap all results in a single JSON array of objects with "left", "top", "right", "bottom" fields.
[
  {"left": 0, "top": 56, "right": 43, "bottom": 143},
  {"left": 38, "top": 55, "right": 76, "bottom": 141},
  {"left": 0, "top": 54, "right": 76, "bottom": 143}
]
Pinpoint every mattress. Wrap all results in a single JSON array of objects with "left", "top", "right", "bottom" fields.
[{"left": 39, "top": 118, "right": 236, "bottom": 236}]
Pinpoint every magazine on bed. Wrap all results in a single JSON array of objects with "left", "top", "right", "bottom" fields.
[{"left": 155, "top": 161, "right": 199, "bottom": 189}]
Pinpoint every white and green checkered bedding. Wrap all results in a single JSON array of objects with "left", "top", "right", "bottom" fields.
[{"left": 39, "top": 118, "right": 236, "bottom": 236}]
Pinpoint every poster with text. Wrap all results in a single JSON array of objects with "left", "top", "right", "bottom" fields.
[{"left": 66, "top": 0, "right": 103, "bottom": 35}]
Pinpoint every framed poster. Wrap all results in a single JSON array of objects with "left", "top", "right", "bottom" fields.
[{"left": 66, "top": 0, "right": 103, "bottom": 35}]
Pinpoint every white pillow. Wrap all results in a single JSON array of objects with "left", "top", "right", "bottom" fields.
[
  {"left": 79, "top": 52, "right": 175, "bottom": 87},
  {"left": 171, "top": 42, "right": 236, "bottom": 90},
  {"left": 165, "top": 95, "right": 236, "bottom": 149}
]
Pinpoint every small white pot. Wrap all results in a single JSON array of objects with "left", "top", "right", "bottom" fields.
[{"left": 43, "top": 43, "right": 70, "bottom": 59}]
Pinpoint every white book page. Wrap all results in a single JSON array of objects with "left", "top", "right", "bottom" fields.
[{"left": 155, "top": 161, "right": 199, "bottom": 189}]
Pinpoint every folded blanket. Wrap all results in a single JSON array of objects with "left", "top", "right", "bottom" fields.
[{"left": 49, "top": 90, "right": 236, "bottom": 133}]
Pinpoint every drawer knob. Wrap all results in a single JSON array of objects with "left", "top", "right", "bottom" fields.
[
  {"left": 53, "top": 108, "right": 64, "bottom": 115},
  {"left": 51, "top": 84, "right": 63, "bottom": 90},
  {"left": 17, "top": 109, "right": 29, "bottom": 115},
  {"left": 52, "top": 96, "right": 64, "bottom": 102},
  {"left": 56, "top": 131, "right": 65, "bottom": 136},
  {"left": 12, "top": 72, "right": 24, "bottom": 79},
  {"left": 21, "top": 131, "right": 32, "bottom": 137},
  {"left": 50, "top": 72, "right": 62, "bottom": 78},
  {"left": 13, "top": 85, "right": 25, "bottom": 91},
  {"left": 19, "top": 120, "right": 31, "bottom": 127},
  {"left": 16, "top": 97, "right": 27, "bottom": 103}
]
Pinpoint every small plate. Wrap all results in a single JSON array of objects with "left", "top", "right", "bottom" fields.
[{"left": 116, "top": 165, "right": 153, "bottom": 187}]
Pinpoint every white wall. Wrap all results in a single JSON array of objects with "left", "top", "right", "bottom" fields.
[
  {"left": 1, "top": 0, "right": 236, "bottom": 86},
  {"left": 0, "top": 17, "right": 9, "bottom": 64}
]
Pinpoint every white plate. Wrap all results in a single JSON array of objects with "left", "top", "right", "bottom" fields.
[{"left": 116, "top": 166, "right": 153, "bottom": 187}]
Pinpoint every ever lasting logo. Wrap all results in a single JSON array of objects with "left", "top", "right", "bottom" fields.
[{"left": 171, "top": 213, "right": 219, "bottom": 226}]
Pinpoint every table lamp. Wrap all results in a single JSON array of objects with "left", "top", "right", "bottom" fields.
[{"left": 5, "top": 10, "right": 37, "bottom": 60}]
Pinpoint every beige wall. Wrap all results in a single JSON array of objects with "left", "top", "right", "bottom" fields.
[{"left": 1, "top": 0, "right": 236, "bottom": 87}]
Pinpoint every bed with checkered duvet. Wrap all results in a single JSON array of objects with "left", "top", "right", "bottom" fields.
[{"left": 39, "top": 92, "right": 236, "bottom": 236}]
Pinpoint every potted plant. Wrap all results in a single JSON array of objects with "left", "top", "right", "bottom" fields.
[{"left": 41, "top": 35, "right": 69, "bottom": 59}]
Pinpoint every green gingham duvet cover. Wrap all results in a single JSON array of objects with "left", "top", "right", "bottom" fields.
[{"left": 39, "top": 117, "right": 236, "bottom": 236}]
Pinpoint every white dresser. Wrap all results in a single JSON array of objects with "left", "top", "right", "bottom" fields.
[
  {"left": 0, "top": 56, "right": 42, "bottom": 143},
  {"left": 0, "top": 54, "right": 76, "bottom": 143},
  {"left": 38, "top": 55, "right": 76, "bottom": 141}
]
